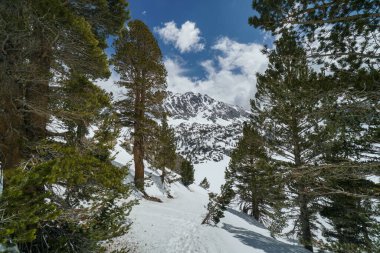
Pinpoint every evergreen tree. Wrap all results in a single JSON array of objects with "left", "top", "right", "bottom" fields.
[
  {"left": 0, "top": 0, "right": 128, "bottom": 187},
  {"left": 0, "top": 1, "right": 133, "bottom": 251},
  {"left": 152, "top": 114, "right": 177, "bottom": 184},
  {"left": 113, "top": 20, "right": 167, "bottom": 191},
  {"left": 59, "top": 72, "right": 111, "bottom": 146},
  {"left": 226, "top": 123, "right": 285, "bottom": 233},
  {"left": 201, "top": 181, "right": 235, "bottom": 225},
  {"left": 252, "top": 31, "right": 322, "bottom": 251},
  {"left": 249, "top": 2, "right": 380, "bottom": 251},
  {"left": 316, "top": 82, "right": 380, "bottom": 252},
  {"left": 199, "top": 177, "right": 210, "bottom": 190},
  {"left": 320, "top": 179, "right": 378, "bottom": 253},
  {"left": 1, "top": 75, "right": 134, "bottom": 251},
  {"left": 249, "top": 0, "right": 380, "bottom": 68},
  {"left": 180, "top": 159, "right": 195, "bottom": 187}
]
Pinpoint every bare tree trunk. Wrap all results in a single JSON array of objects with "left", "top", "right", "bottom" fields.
[
  {"left": 0, "top": 38, "right": 24, "bottom": 189},
  {"left": 133, "top": 136, "right": 144, "bottom": 191},
  {"left": 161, "top": 167, "right": 166, "bottom": 184},
  {"left": 299, "top": 192, "right": 313, "bottom": 252},
  {"left": 24, "top": 34, "right": 50, "bottom": 143},
  {"left": 292, "top": 117, "right": 313, "bottom": 252},
  {"left": 0, "top": 82, "right": 23, "bottom": 188},
  {"left": 252, "top": 196, "right": 260, "bottom": 221},
  {"left": 133, "top": 88, "right": 145, "bottom": 191}
]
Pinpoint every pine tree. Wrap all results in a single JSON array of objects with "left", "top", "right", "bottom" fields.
[
  {"left": 316, "top": 82, "right": 380, "bottom": 252},
  {"left": 0, "top": 0, "right": 128, "bottom": 187},
  {"left": 0, "top": 1, "right": 132, "bottom": 251},
  {"left": 180, "top": 159, "right": 195, "bottom": 187},
  {"left": 1, "top": 75, "right": 134, "bottom": 251},
  {"left": 249, "top": 0, "right": 380, "bottom": 68},
  {"left": 201, "top": 181, "right": 235, "bottom": 225},
  {"left": 59, "top": 72, "right": 111, "bottom": 146},
  {"left": 113, "top": 20, "right": 167, "bottom": 191},
  {"left": 152, "top": 114, "right": 177, "bottom": 184},
  {"left": 249, "top": 2, "right": 380, "bottom": 250},
  {"left": 251, "top": 30, "right": 322, "bottom": 252},
  {"left": 226, "top": 123, "right": 285, "bottom": 233},
  {"left": 199, "top": 177, "right": 210, "bottom": 190},
  {"left": 320, "top": 179, "right": 378, "bottom": 253}
]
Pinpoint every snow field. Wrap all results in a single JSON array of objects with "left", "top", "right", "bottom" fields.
[{"left": 110, "top": 140, "right": 309, "bottom": 253}]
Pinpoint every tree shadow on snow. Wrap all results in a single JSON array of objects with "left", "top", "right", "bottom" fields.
[
  {"left": 222, "top": 209, "right": 309, "bottom": 253},
  {"left": 226, "top": 208, "right": 268, "bottom": 228}
]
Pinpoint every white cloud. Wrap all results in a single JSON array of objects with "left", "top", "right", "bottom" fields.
[
  {"left": 165, "top": 37, "right": 268, "bottom": 108},
  {"left": 155, "top": 21, "right": 205, "bottom": 53},
  {"left": 97, "top": 38, "right": 268, "bottom": 109}
]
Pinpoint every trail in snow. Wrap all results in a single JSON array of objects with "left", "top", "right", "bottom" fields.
[
  {"left": 111, "top": 180, "right": 308, "bottom": 253},
  {"left": 110, "top": 139, "right": 309, "bottom": 253}
]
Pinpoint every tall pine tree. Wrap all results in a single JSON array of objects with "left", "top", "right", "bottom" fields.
[
  {"left": 0, "top": 0, "right": 129, "bottom": 188},
  {"left": 252, "top": 30, "right": 322, "bottom": 251},
  {"left": 113, "top": 20, "right": 167, "bottom": 191},
  {"left": 1, "top": 73, "right": 134, "bottom": 252},
  {"left": 0, "top": 1, "right": 133, "bottom": 251}
]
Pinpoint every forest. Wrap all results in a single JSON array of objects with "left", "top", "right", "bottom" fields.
[{"left": 0, "top": 1, "right": 379, "bottom": 252}]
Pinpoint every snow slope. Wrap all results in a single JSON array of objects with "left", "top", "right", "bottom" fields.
[
  {"left": 115, "top": 183, "right": 309, "bottom": 253},
  {"left": 110, "top": 183, "right": 307, "bottom": 253},
  {"left": 110, "top": 141, "right": 309, "bottom": 253},
  {"left": 193, "top": 155, "right": 231, "bottom": 193}
]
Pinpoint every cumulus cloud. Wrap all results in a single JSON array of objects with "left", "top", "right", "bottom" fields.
[
  {"left": 97, "top": 38, "right": 268, "bottom": 109},
  {"left": 165, "top": 37, "right": 268, "bottom": 108},
  {"left": 155, "top": 21, "right": 205, "bottom": 53}
]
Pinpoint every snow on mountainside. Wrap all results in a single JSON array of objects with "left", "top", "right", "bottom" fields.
[
  {"left": 164, "top": 92, "right": 250, "bottom": 163},
  {"left": 106, "top": 93, "right": 310, "bottom": 253}
]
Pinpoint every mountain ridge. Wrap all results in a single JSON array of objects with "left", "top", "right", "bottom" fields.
[{"left": 164, "top": 91, "right": 250, "bottom": 163}]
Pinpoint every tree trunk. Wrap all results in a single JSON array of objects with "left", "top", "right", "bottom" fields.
[
  {"left": 252, "top": 196, "right": 260, "bottom": 221},
  {"left": 133, "top": 136, "right": 144, "bottom": 191},
  {"left": 133, "top": 87, "right": 145, "bottom": 191},
  {"left": 24, "top": 34, "right": 50, "bottom": 143},
  {"left": 161, "top": 167, "right": 166, "bottom": 184},
  {"left": 76, "top": 121, "right": 87, "bottom": 145},
  {"left": 299, "top": 192, "right": 313, "bottom": 252},
  {"left": 250, "top": 158, "right": 260, "bottom": 221},
  {"left": 292, "top": 117, "right": 313, "bottom": 252},
  {"left": 0, "top": 82, "right": 23, "bottom": 189},
  {"left": 0, "top": 38, "right": 24, "bottom": 190},
  {"left": 0, "top": 84, "right": 22, "bottom": 165}
]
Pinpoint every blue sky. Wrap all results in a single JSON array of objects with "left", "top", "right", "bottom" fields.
[{"left": 101, "top": 0, "right": 272, "bottom": 108}]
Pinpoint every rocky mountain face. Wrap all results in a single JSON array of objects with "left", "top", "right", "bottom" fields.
[{"left": 164, "top": 92, "right": 250, "bottom": 163}]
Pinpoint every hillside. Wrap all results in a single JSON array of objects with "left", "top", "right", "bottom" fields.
[{"left": 109, "top": 145, "right": 309, "bottom": 253}]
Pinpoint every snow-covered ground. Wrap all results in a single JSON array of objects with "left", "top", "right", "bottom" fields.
[
  {"left": 109, "top": 141, "right": 309, "bottom": 253},
  {"left": 113, "top": 183, "right": 308, "bottom": 253},
  {"left": 193, "top": 155, "right": 230, "bottom": 193}
]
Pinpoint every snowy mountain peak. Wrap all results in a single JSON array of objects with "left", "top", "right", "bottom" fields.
[
  {"left": 165, "top": 91, "right": 250, "bottom": 126},
  {"left": 164, "top": 91, "right": 250, "bottom": 163}
]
